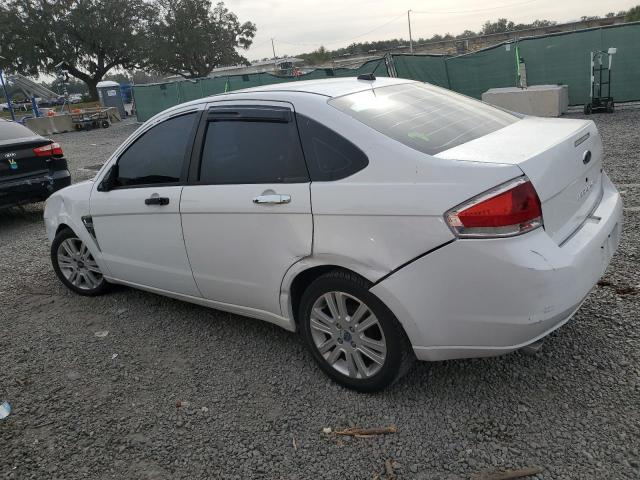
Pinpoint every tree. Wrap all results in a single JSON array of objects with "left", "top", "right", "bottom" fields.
[
  {"left": 626, "top": 5, "right": 640, "bottom": 22},
  {"left": 299, "top": 46, "right": 332, "bottom": 65},
  {"left": 1, "top": 0, "right": 156, "bottom": 100},
  {"left": 481, "top": 18, "right": 516, "bottom": 35},
  {"left": 148, "top": 0, "right": 256, "bottom": 78}
]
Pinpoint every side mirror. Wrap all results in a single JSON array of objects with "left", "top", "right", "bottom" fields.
[{"left": 98, "top": 164, "right": 118, "bottom": 192}]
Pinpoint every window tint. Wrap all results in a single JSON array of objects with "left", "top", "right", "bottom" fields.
[
  {"left": 296, "top": 114, "right": 368, "bottom": 181},
  {"left": 116, "top": 113, "right": 196, "bottom": 187},
  {"left": 199, "top": 119, "right": 309, "bottom": 184},
  {"left": 329, "top": 83, "right": 519, "bottom": 156}
]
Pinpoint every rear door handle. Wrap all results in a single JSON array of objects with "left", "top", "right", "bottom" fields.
[
  {"left": 145, "top": 196, "right": 170, "bottom": 206},
  {"left": 252, "top": 194, "right": 291, "bottom": 205}
]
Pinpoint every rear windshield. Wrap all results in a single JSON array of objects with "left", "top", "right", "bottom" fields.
[
  {"left": 0, "top": 120, "right": 37, "bottom": 141},
  {"left": 329, "top": 82, "right": 518, "bottom": 155}
]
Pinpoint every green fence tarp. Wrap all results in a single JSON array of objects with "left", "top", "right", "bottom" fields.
[
  {"left": 392, "top": 22, "right": 640, "bottom": 105},
  {"left": 133, "top": 23, "right": 640, "bottom": 121},
  {"left": 519, "top": 28, "right": 603, "bottom": 105},
  {"left": 601, "top": 23, "right": 640, "bottom": 104},
  {"left": 392, "top": 54, "right": 450, "bottom": 88},
  {"left": 446, "top": 44, "right": 518, "bottom": 100}
]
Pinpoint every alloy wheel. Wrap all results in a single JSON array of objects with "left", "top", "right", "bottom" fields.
[
  {"left": 309, "top": 291, "right": 387, "bottom": 379},
  {"left": 56, "top": 238, "right": 103, "bottom": 290}
]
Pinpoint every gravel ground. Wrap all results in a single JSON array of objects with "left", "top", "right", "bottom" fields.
[{"left": 1, "top": 111, "right": 639, "bottom": 480}]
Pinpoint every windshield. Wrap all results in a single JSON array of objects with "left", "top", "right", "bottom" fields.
[{"left": 329, "top": 82, "right": 519, "bottom": 155}]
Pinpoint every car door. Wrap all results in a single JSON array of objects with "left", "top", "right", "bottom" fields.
[
  {"left": 90, "top": 110, "right": 202, "bottom": 296},
  {"left": 180, "top": 102, "right": 312, "bottom": 315}
]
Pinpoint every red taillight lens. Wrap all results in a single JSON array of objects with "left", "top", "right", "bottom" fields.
[
  {"left": 445, "top": 177, "right": 543, "bottom": 238},
  {"left": 33, "top": 142, "right": 63, "bottom": 157}
]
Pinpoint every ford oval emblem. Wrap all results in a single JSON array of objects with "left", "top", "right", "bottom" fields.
[{"left": 583, "top": 150, "right": 592, "bottom": 165}]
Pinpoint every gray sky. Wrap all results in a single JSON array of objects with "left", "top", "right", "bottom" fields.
[{"left": 231, "top": 0, "right": 638, "bottom": 60}]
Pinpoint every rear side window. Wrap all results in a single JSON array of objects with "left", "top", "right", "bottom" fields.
[
  {"left": 199, "top": 118, "right": 309, "bottom": 184},
  {"left": 296, "top": 114, "right": 368, "bottom": 181},
  {"left": 329, "top": 83, "right": 518, "bottom": 155},
  {"left": 116, "top": 112, "right": 197, "bottom": 187}
]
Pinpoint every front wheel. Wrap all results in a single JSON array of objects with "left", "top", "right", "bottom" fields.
[
  {"left": 299, "top": 270, "right": 414, "bottom": 392},
  {"left": 51, "top": 228, "right": 110, "bottom": 296}
]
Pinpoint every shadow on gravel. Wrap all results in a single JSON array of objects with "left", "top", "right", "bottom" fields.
[{"left": 0, "top": 204, "right": 44, "bottom": 231}]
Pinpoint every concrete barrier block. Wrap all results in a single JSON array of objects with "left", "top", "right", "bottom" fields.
[
  {"left": 25, "top": 115, "right": 74, "bottom": 135},
  {"left": 482, "top": 85, "right": 569, "bottom": 117}
]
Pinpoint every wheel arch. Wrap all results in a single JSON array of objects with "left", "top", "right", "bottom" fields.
[
  {"left": 281, "top": 256, "right": 389, "bottom": 330},
  {"left": 56, "top": 223, "right": 74, "bottom": 235},
  {"left": 288, "top": 265, "right": 357, "bottom": 328}
]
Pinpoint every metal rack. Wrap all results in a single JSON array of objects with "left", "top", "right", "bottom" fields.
[{"left": 584, "top": 48, "right": 616, "bottom": 114}]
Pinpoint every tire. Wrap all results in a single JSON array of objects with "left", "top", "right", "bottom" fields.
[
  {"left": 299, "top": 270, "right": 414, "bottom": 392},
  {"left": 51, "top": 228, "right": 110, "bottom": 296},
  {"left": 101, "top": 120, "right": 110, "bottom": 128},
  {"left": 584, "top": 103, "right": 592, "bottom": 115},
  {"left": 606, "top": 100, "right": 615, "bottom": 113}
]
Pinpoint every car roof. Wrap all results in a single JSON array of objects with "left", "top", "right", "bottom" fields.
[
  {"left": 233, "top": 76, "right": 414, "bottom": 98},
  {"left": 157, "top": 77, "right": 418, "bottom": 121}
]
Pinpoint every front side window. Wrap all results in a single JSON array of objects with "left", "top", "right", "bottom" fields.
[
  {"left": 199, "top": 117, "right": 309, "bottom": 184},
  {"left": 329, "top": 83, "right": 519, "bottom": 156},
  {"left": 116, "top": 112, "right": 197, "bottom": 187}
]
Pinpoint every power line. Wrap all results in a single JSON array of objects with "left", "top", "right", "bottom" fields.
[
  {"left": 412, "top": 0, "right": 539, "bottom": 15},
  {"left": 273, "top": 11, "right": 406, "bottom": 48}
]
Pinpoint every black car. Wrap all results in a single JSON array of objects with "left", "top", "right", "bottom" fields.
[{"left": 0, "top": 119, "right": 71, "bottom": 208}]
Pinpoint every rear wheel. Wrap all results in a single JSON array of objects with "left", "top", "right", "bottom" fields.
[
  {"left": 51, "top": 228, "right": 109, "bottom": 296},
  {"left": 299, "top": 270, "right": 413, "bottom": 392},
  {"left": 606, "top": 100, "right": 615, "bottom": 113}
]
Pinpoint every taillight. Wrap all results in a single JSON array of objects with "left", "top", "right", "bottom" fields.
[
  {"left": 33, "top": 142, "right": 63, "bottom": 157},
  {"left": 445, "top": 177, "right": 543, "bottom": 238}
]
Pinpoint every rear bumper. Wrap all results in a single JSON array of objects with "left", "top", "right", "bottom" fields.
[
  {"left": 0, "top": 169, "right": 71, "bottom": 208},
  {"left": 371, "top": 173, "right": 623, "bottom": 361}
]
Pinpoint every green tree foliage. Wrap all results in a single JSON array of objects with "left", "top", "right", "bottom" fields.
[
  {"left": 480, "top": 18, "right": 556, "bottom": 35},
  {"left": 0, "top": 0, "right": 156, "bottom": 99},
  {"left": 148, "top": 0, "right": 256, "bottom": 78},
  {"left": 299, "top": 46, "right": 332, "bottom": 65},
  {"left": 626, "top": 5, "right": 640, "bottom": 22},
  {"left": 0, "top": 0, "right": 256, "bottom": 96}
]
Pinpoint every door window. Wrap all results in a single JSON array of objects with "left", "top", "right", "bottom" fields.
[
  {"left": 199, "top": 115, "right": 309, "bottom": 184},
  {"left": 115, "top": 112, "right": 197, "bottom": 187}
]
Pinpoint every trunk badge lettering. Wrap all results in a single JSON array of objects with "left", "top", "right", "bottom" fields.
[
  {"left": 575, "top": 132, "right": 590, "bottom": 147},
  {"left": 577, "top": 178, "right": 595, "bottom": 201},
  {"left": 582, "top": 150, "right": 592, "bottom": 165}
]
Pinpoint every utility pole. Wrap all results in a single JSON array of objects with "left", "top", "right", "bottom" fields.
[
  {"left": 271, "top": 38, "right": 278, "bottom": 71},
  {"left": 408, "top": 10, "right": 413, "bottom": 54}
]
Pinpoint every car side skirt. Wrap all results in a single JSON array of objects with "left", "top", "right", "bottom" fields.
[{"left": 104, "top": 277, "right": 297, "bottom": 332}]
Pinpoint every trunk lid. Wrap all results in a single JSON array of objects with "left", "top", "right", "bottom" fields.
[
  {"left": 436, "top": 117, "right": 603, "bottom": 244},
  {"left": 0, "top": 136, "right": 53, "bottom": 182}
]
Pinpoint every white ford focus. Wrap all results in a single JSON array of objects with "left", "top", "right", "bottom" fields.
[{"left": 44, "top": 77, "right": 622, "bottom": 391}]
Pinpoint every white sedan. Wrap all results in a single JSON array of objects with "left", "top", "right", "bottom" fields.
[{"left": 44, "top": 77, "right": 622, "bottom": 391}]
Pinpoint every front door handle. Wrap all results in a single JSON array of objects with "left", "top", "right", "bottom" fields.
[
  {"left": 145, "top": 196, "right": 170, "bottom": 206},
  {"left": 252, "top": 194, "right": 291, "bottom": 205}
]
